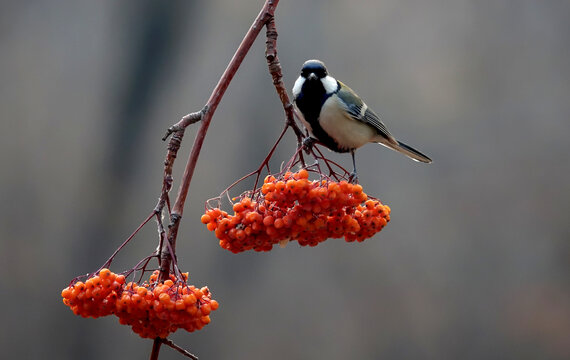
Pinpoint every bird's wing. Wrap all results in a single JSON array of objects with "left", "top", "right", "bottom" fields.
[{"left": 336, "top": 81, "right": 398, "bottom": 145}]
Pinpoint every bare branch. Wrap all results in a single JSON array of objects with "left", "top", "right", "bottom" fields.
[
  {"left": 150, "top": 338, "right": 162, "bottom": 360},
  {"left": 151, "top": 1, "right": 283, "bottom": 358},
  {"left": 159, "top": 0, "right": 282, "bottom": 285},
  {"left": 264, "top": 17, "right": 304, "bottom": 144},
  {"left": 162, "top": 338, "right": 199, "bottom": 360},
  {"left": 162, "top": 110, "right": 204, "bottom": 141}
]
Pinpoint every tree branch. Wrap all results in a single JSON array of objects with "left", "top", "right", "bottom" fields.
[
  {"left": 151, "top": 1, "right": 283, "bottom": 358},
  {"left": 264, "top": 16, "right": 304, "bottom": 143},
  {"left": 161, "top": 338, "right": 199, "bottom": 359},
  {"left": 158, "top": 0, "right": 281, "bottom": 278},
  {"left": 150, "top": 338, "right": 162, "bottom": 360}
]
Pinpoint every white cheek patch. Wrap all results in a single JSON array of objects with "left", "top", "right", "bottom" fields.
[
  {"left": 292, "top": 76, "right": 305, "bottom": 98},
  {"left": 322, "top": 75, "right": 339, "bottom": 94}
]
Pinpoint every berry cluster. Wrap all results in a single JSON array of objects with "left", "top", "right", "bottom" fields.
[
  {"left": 62, "top": 269, "right": 219, "bottom": 339},
  {"left": 202, "top": 169, "right": 390, "bottom": 253},
  {"left": 61, "top": 268, "right": 125, "bottom": 318}
]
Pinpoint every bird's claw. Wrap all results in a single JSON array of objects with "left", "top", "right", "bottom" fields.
[
  {"left": 348, "top": 171, "right": 359, "bottom": 184},
  {"left": 302, "top": 137, "right": 316, "bottom": 154}
]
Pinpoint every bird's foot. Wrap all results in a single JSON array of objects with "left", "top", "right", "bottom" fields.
[
  {"left": 302, "top": 137, "right": 316, "bottom": 154},
  {"left": 348, "top": 171, "right": 359, "bottom": 184}
]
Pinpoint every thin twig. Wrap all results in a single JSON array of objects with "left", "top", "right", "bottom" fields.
[
  {"left": 99, "top": 211, "right": 154, "bottom": 272},
  {"left": 155, "top": 128, "right": 185, "bottom": 216},
  {"left": 251, "top": 122, "right": 289, "bottom": 192},
  {"left": 162, "top": 110, "right": 203, "bottom": 141},
  {"left": 161, "top": 338, "right": 199, "bottom": 360},
  {"left": 154, "top": 128, "right": 184, "bottom": 270},
  {"left": 155, "top": 213, "right": 166, "bottom": 267}
]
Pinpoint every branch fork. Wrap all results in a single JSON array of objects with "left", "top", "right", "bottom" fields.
[{"left": 149, "top": 0, "right": 302, "bottom": 358}]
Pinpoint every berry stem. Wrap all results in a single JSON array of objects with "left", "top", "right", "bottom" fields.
[
  {"left": 161, "top": 338, "right": 199, "bottom": 360},
  {"left": 150, "top": 338, "right": 162, "bottom": 360},
  {"left": 251, "top": 122, "right": 289, "bottom": 193},
  {"left": 210, "top": 119, "right": 291, "bottom": 207},
  {"left": 98, "top": 211, "right": 155, "bottom": 275}
]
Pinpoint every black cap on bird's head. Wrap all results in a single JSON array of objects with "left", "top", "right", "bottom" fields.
[{"left": 301, "top": 59, "right": 328, "bottom": 80}]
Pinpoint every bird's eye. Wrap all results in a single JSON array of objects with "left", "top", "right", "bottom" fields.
[{"left": 301, "top": 65, "right": 327, "bottom": 79}]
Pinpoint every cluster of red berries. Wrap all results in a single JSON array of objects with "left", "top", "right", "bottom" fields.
[
  {"left": 61, "top": 268, "right": 125, "bottom": 318},
  {"left": 201, "top": 169, "right": 390, "bottom": 253},
  {"left": 62, "top": 269, "right": 218, "bottom": 339}
]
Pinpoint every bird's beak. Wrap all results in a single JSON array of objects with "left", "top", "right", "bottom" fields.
[{"left": 308, "top": 73, "right": 317, "bottom": 81}]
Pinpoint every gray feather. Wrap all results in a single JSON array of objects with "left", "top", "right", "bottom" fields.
[
  {"left": 336, "top": 81, "right": 398, "bottom": 146},
  {"left": 377, "top": 139, "right": 432, "bottom": 163}
]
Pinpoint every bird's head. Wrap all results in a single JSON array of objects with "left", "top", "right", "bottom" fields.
[
  {"left": 293, "top": 59, "right": 338, "bottom": 98},
  {"left": 300, "top": 59, "right": 328, "bottom": 81}
]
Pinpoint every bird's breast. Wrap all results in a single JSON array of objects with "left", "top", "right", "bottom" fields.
[{"left": 319, "top": 96, "right": 376, "bottom": 151}]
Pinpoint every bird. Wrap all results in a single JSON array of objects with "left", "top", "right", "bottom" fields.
[{"left": 292, "top": 59, "right": 431, "bottom": 178}]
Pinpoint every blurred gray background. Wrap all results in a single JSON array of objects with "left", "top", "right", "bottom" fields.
[{"left": 1, "top": 0, "right": 569, "bottom": 359}]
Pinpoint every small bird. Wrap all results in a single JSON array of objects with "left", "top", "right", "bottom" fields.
[{"left": 292, "top": 59, "right": 431, "bottom": 177}]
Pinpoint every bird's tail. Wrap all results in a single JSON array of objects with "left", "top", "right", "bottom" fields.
[{"left": 378, "top": 139, "right": 432, "bottom": 163}]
